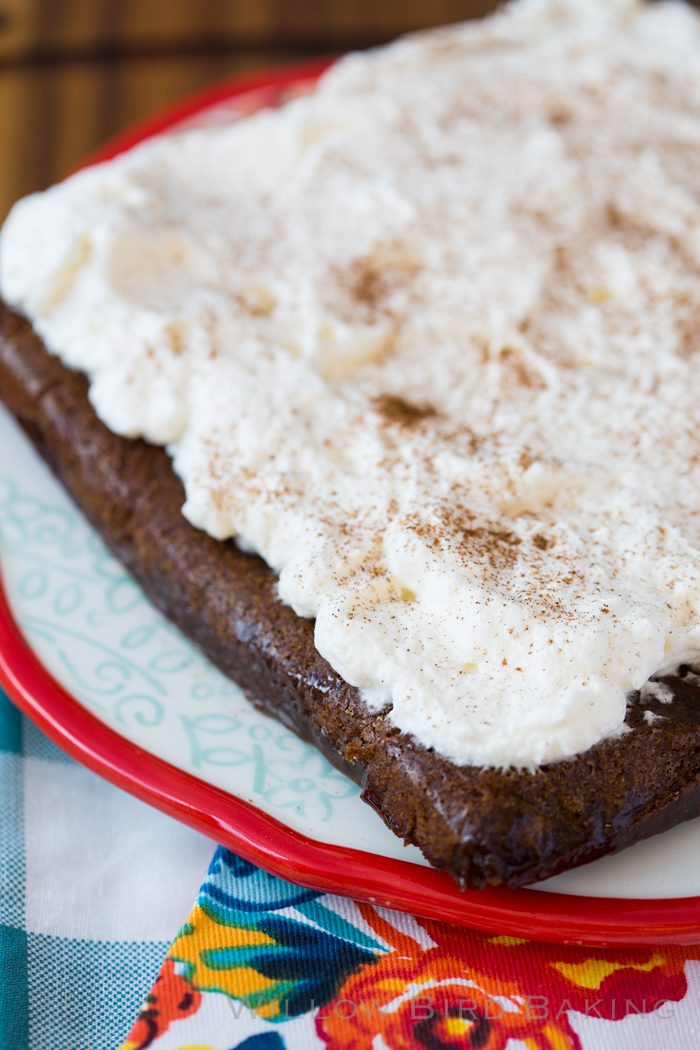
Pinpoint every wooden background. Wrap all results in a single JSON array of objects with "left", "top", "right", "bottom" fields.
[{"left": 0, "top": 0, "right": 501, "bottom": 222}]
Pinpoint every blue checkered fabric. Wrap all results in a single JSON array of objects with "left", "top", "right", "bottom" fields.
[{"left": 0, "top": 687, "right": 215, "bottom": 1050}]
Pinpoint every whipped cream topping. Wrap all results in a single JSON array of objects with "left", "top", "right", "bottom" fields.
[{"left": 4, "top": 0, "right": 700, "bottom": 766}]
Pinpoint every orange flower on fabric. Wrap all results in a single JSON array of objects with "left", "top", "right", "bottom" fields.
[
  {"left": 122, "top": 959, "right": 201, "bottom": 1050},
  {"left": 318, "top": 908, "right": 693, "bottom": 1050}
]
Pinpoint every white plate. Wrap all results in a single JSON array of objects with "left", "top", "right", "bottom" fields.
[{"left": 3, "top": 402, "right": 700, "bottom": 900}]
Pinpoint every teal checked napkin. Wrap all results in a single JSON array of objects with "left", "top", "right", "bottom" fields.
[{"left": 0, "top": 687, "right": 214, "bottom": 1049}]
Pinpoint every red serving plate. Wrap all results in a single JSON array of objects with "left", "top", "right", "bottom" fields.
[{"left": 2, "top": 61, "right": 700, "bottom": 948}]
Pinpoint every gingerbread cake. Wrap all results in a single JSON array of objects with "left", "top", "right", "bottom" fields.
[{"left": 3, "top": 0, "right": 700, "bottom": 888}]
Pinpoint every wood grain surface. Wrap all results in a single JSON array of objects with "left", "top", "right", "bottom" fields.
[{"left": 0, "top": 0, "right": 498, "bottom": 221}]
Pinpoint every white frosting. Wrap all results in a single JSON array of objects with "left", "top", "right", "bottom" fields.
[
  {"left": 639, "top": 680, "right": 674, "bottom": 705},
  {"left": 643, "top": 709, "right": 665, "bottom": 726},
  {"left": 3, "top": 0, "right": 700, "bottom": 766}
]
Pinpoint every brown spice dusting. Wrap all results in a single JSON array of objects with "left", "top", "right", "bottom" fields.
[
  {"left": 548, "top": 104, "right": 573, "bottom": 126},
  {"left": 461, "top": 526, "right": 522, "bottom": 569},
  {"left": 374, "top": 394, "right": 438, "bottom": 428},
  {"left": 532, "top": 533, "right": 554, "bottom": 551},
  {"left": 350, "top": 262, "right": 387, "bottom": 310},
  {"left": 165, "top": 322, "right": 186, "bottom": 357},
  {"left": 330, "top": 239, "right": 420, "bottom": 325},
  {"left": 498, "top": 346, "right": 546, "bottom": 390},
  {"left": 672, "top": 290, "right": 700, "bottom": 359}
]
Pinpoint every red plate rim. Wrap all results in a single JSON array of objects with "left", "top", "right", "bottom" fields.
[{"left": 3, "top": 63, "right": 700, "bottom": 949}]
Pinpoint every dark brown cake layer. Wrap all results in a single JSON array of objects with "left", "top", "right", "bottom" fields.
[{"left": 3, "top": 298, "right": 700, "bottom": 889}]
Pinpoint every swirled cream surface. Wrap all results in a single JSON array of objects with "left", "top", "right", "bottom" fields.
[{"left": 4, "top": 0, "right": 700, "bottom": 766}]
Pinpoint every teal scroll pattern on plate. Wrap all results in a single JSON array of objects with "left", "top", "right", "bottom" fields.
[{"left": 0, "top": 474, "right": 359, "bottom": 824}]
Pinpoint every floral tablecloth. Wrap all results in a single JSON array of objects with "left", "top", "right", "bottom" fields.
[
  {"left": 2, "top": 684, "right": 700, "bottom": 1050},
  {"left": 120, "top": 847, "right": 700, "bottom": 1050}
]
